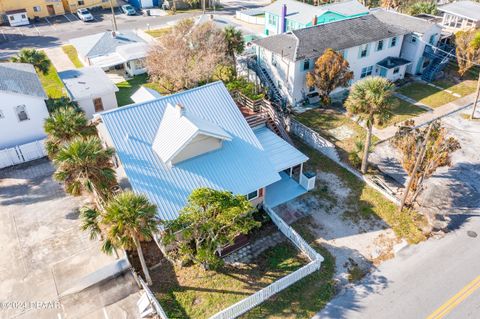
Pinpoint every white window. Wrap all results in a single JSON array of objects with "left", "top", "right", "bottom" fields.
[
  {"left": 0, "top": 110, "right": 4, "bottom": 119},
  {"left": 15, "top": 105, "right": 29, "bottom": 122},
  {"left": 21, "top": 14, "right": 26, "bottom": 19},
  {"left": 411, "top": 36, "right": 417, "bottom": 44},
  {"left": 271, "top": 53, "right": 277, "bottom": 67},
  {"left": 360, "top": 66, "right": 373, "bottom": 78},
  {"left": 33, "top": 6, "right": 41, "bottom": 12},
  {"left": 9, "top": 16, "right": 14, "bottom": 21},
  {"left": 377, "top": 40, "right": 384, "bottom": 51},
  {"left": 303, "top": 59, "right": 310, "bottom": 71},
  {"left": 359, "top": 44, "right": 369, "bottom": 58},
  {"left": 390, "top": 37, "right": 397, "bottom": 47},
  {"left": 246, "top": 190, "right": 259, "bottom": 200}
]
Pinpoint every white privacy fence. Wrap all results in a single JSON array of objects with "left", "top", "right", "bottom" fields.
[
  {"left": 138, "top": 277, "right": 170, "bottom": 319},
  {"left": 0, "top": 139, "right": 47, "bottom": 169},
  {"left": 209, "top": 206, "right": 323, "bottom": 319}
]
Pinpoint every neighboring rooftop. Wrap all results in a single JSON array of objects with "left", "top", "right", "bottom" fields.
[
  {"left": 59, "top": 67, "right": 118, "bottom": 100},
  {"left": 0, "top": 63, "right": 47, "bottom": 99},
  {"left": 131, "top": 86, "right": 162, "bottom": 104},
  {"left": 254, "top": 14, "right": 408, "bottom": 61},
  {"left": 70, "top": 31, "right": 145, "bottom": 58},
  {"left": 371, "top": 9, "right": 439, "bottom": 34},
  {"left": 99, "top": 81, "right": 285, "bottom": 221},
  {"left": 264, "top": 0, "right": 368, "bottom": 24},
  {"left": 377, "top": 57, "right": 411, "bottom": 69},
  {"left": 438, "top": 1, "right": 480, "bottom": 21}
]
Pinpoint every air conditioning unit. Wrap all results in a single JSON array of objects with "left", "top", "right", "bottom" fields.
[{"left": 300, "top": 171, "right": 316, "bottom": 191}]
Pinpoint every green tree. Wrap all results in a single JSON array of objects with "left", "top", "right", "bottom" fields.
[
  {"left": 306, "top": 48, "right": 353, "bottom": 104},
  {"left": 224, "top": 26, "right": 245, "bottom": 71},
  {"left": 345, "top": 76, "right": 395, "bottom": 173},
  {"left": 101, "top": 191, "right": 159, "bottom": 285},
  {"left": 44, "top": 107, "right": 95, "bottom": 158},
  {"left": 162, "top": 188, "right": 260, "bottom": 270},
  {"left": 408, "top": 2, "right": 437, "bottom": 15},
  {"left": 53, "top": 136, "right": 116, "bottom": 203},
  {"left": 10, "top": 48, "right": 51, "bottom": 75},
  {"left": 46, "top": 96, "right": 79, "bottom": 113}
]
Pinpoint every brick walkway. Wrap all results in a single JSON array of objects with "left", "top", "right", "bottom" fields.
[{"left": 373, "top": 92, "right": 477, "bottom": 141}]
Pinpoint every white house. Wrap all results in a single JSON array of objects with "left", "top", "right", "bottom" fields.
[
  {"left": 59, "top": 67, "right": 119, "bottom": 119},
  {"left": 253, "top": 9, "right": 442, "bottom": 106},
  {"left": 438, "top": 1, "right": 480, "bottom": 32},
  {"left": 0, "top": 63, "right": 48, "bottom": 149},
  {"left": 69, "top": 31, "right": 148, "bottom": 77}
]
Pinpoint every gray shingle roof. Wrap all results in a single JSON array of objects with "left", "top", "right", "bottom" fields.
[
  {"left": 70, "top": 31, "right": 145, "bottom": 59},
  {"left": 438, "top": 1, "right": 480, "bottom": 21},
  {"left": 254, "top": 14, "right": 408, "bottom": 61},
  {"left": 372, "top": 9, "right": 439, "bottom": 34},
  {"left": 264, "top": 0, "right": 368, "bottom": 25},
  {"left": 0, "top": 63, "right": 47, "bottom": 99}
]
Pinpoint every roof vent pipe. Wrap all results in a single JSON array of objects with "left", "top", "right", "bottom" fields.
[
  {"left": 281, "top": 4, "right": 287, "bottom": 33},
  {"left": 312, "top": 15, "right": 318, "bottom": 26}
]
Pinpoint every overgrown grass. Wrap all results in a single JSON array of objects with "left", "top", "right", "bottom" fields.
[
  {"left": 152, "top": 241, "right": 309, "bottom": 319},
  {"left": 397, "top": 82, "right": 457, "bottom": 108},
  {"left": 294, "top": 137, "right": 427, "bottom": 244},
  {"left": 433, "top": 78, "right": 477, "bottom": 97},
  {"left": 242, "top": 219, "right": 336, "bottom": 318},
  {"left": 376, "top": 97, "right": 426, "bottom": 128},
  {"left": 61, "top": 45, "right": 83, "bottom": 68},
  {"left": 115, "top": 74, "right": 166, "bottom": 106},
  {"left": 38, "top": 57, "right": 66, "bottom": 99},
  {"left": 295, "top": 108, "right": 378, "bottom": 164}
]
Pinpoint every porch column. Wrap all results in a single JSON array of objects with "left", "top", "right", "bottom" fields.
[
  {"left": 300, "top": 163, "right": 304, "bottom": 177},
  {"left": 289, "top": 167, "right": 293, "bottom": 177}
]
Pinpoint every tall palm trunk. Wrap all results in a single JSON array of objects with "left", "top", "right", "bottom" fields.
[
  {"left": 133, "top": 235, "right": 152, "bottom": 285},
  {"left": 361, "top": 121, "right": 373, "bottom": 174}
]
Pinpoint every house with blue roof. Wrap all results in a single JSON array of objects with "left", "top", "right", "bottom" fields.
[{"left": 96, "top": 81, "right": 314, "bottom": 223}]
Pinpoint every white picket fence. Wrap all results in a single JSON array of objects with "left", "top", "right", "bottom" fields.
[
  {"left": 138, "top": 277, "right": 169, "bottom": 319},
  {"left": 0, "top": 139, "right": 47, "bottom": 169},
  {"left": 209, "top": 206, "right": 323, "bottom": 319}
]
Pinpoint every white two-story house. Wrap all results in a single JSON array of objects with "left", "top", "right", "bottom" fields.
[{"left": 253, "top": 9, "right": 442, "bottom": 106}]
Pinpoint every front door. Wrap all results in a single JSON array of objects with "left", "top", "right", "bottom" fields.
[
  {"left": 47, "top": 5, "right": 55, "bottom": 16},
  {"left": 93, "top": 98, "right": 104, "bottom": 112}
]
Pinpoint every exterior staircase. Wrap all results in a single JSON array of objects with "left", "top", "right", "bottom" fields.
[
  {"left": 247, "top": 57, "right": 287, "bottom": 109},
  {"left": 421, "top": 44, "right": 455, "bottom": 82}
]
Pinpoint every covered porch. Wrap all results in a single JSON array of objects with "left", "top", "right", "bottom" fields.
[{"left": 265, "top": 171, "right": 307, "bottom": 207}]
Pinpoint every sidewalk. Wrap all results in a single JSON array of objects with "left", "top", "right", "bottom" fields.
[
  {"left": 44, "top": 46, "right": 75, "bottom": 72},
  {"left": 373, "top": 92, "right": 476, "bottom": 141}
]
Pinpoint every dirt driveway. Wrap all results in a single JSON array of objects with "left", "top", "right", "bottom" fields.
[{"left": 0, "top": 159, "right": 139, "bottom": 319}]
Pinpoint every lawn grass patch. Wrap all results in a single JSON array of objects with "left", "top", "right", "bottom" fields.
[
  {"left": 145, "top": 27, "right": 172, "bottom": 38},
  {"left": 397, "top": 82, "right": 456, "bottom": 108},
  {"left": 61, "top": 45, "right": 83, "bottom": 68},
  {"left": 152, "top": 241, "right": 309, "bottom": 319},
  {"left": 242, "top": 219, "right": 336, "bottom": 319},
  {"left": 38, "top": 57, "right": 66, "bottom": 99},
  {"left": 433, "top": 78, "right": 477, "bottom": 97},
  {"left": 115, "top": 74, "right": 165, "bottom": 106},
  {"left": 293, "top": 137, "right": 427, "bottom": 244},
  {"left": 294, "top": 108, "right": 377, "bottom": 164},
  {"left": 376, "top": 97, "right": 426, "bottom": 128}
]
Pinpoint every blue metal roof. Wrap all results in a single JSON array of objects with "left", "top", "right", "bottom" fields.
[
  {"left": 100, "top": 82, "right": 281, "bottom": 221},
  {"left": 254, "top": 126, "right": 309, "bottom": 172}
]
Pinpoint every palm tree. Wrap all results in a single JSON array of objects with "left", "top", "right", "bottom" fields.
[
  {"left": 44, "top": 107, "right": 95, "bottom": 158},
  {"left": 10, "top": 48, "right": 51, "bottom": 75},
  {"left": 53, "top": 136, "right": 116, "bottom": 204},
  {"left": 101, "top": 191, "right": 159, "bottom": 285},
  {"left": 345, "top": 76, "right": 394, "bottom": 173},
  {"left": 224, "top": 26, "right": 245, "bottom": 72}
]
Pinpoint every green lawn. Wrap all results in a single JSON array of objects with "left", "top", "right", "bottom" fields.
[
  {"left": 145, "top": 27, "right": 172, "bottom": 38},
  {"left": 397, "top": 82, "right": 457, "bottom": 108},
  {"left": 61, "top": 45, "right": 83, "bottom": 68},
  {"left": 376, "top": 97, "right": 426, "bottom": 128},
  {"left": 152, "top": 241, "right": 313, "bottom": 319},
  {"left": 38, "top": 58, "right": 66, "bottom": 99},
  {"left": 294, "top": 137, "right": 427, "bottom": 244},
  {"left": 433, "top": 78, "right": 477, "bottom": 97},
  {"left": 116, "top": 74, "right": 165, "bottom": 106},
  {"left": 295, "top": 108, "right": 378, "bottom": 164}
]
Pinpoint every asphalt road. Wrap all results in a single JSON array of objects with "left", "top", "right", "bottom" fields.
[
  {"left": 317, "top": 107, "right": 480, "bottom": 319},
  {"left": 0, "top": 0, "right": 269, "bottom": 59}
]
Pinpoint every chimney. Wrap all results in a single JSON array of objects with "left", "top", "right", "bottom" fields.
[
  {"left": 312, "top": 15, "right": 318, "bottom": 26},
  {"left": 175, "top": 103, "right": 185, "bottom": 116},
  {"left": 111, "top": 31, "right": 116, "bottom": 38},
  {"left": 281, "top": 4, "right": 287, "bottom": 33}
]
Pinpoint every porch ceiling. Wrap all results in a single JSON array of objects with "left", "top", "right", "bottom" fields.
[{"left": 265, "top": 172, "right": 307, "bottom": 208}]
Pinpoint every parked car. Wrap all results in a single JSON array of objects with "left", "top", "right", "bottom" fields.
[
  {"left": 77, "top": 8, "right": 94, "bottom": 22},
  {"left": 121, "top": 5, "right": 136, "bottom": 15}
]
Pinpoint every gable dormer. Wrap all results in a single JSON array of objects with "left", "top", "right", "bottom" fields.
[{"left": 152, "top": 103, "right": 232, "bottom": 166}]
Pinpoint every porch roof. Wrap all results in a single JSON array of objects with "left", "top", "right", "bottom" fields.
[
  {"left": 265, "top": 172, "right": 307, "bottom": 207},
  {"left": 254, "top": 126, "right": 308, "bottom": 172}
]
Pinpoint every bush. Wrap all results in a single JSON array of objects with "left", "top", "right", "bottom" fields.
[
  {"left": 226, "top": 77, "right": 264, "bottom": 100},
  {"left": 348, "top": 152, "right": 362, "bottom": 169}
]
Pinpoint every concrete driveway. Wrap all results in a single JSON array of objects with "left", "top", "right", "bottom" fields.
[{"left": 0, "top": 159, "right": 139, "bottom": 319}]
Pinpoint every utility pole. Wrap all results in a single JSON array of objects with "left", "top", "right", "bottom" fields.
[
  {"left": 399, "top": 122, "right": 434, "bottom": 212},
  {"left": 202, "top": 0, "right": 206, "bottom": 14},
  {"left": 470, "top": 71, "right": 480, "bottom": 119},
  {"left": 109, "top": 0, "right": 118, "bottom": 33}
]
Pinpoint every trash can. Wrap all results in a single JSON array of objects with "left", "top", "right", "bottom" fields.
[{"left": 146, "top": 9, "right": 150, "bottom": 16}]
